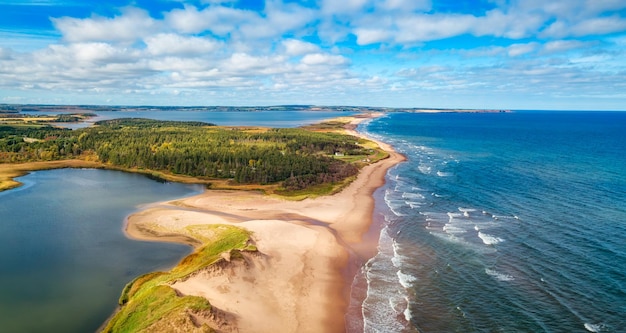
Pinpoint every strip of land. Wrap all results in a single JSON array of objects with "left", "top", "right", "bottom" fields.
[{"left": 123, "top": 113, "right": 406, "bottom": 332}]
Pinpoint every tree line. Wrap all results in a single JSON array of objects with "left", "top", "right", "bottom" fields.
[{"left": 0, "top": 118, "right": 369, "bottom": 190}]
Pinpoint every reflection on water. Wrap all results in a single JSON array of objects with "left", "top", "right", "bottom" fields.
[{"left": 0, "top": 169, "right": 202, "bottom": 333}]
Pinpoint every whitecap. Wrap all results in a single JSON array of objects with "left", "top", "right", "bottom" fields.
[
  {"left": 584, "top": 323, "right": 608, "bottom": 332},
  {"left": 478, "top": 232, "right": 504, "bottom": 245},
  {"left": 443, "top": 224, "right": 467, "bottom": 234},
  {"left": 402, "top": 192, "right": 425, "bottom": 200},
  {"left": 447, "top": 212, "right": 463, "bottom": 220},
  {"left": 485, "top": 268, "right": 514, "bottom": 281},
  {"left": 397, "top": 270, "right": 418, "bottom": 288},
  {"left": 405, "top": 201, "right": 423, "bottom": 209},
  {"left": 418, "top": 165, "right": 432, "bottom": 174},
  {"left": 404, "top": 306, "right": 412, "bottom": 322},
  {"left": 492, "top": 214, "right": 519, "bottom": 220},
  {"left": 437, "top": 171, "right": 453, "bottom": 177}
]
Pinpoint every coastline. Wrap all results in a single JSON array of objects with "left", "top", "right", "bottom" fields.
[{"left": 122, "top": 112, "right": 406, "bottom": 332}]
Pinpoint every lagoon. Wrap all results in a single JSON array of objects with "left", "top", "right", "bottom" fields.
[
  {"left": 21, "top": 110, "right": 357, "bottom": 129},
  {"left": 0, "top": 169, "right": 203, "bottom": 332}
]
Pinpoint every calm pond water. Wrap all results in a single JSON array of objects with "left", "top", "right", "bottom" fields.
[
  {"left": 0, "top": 169, "right": 203, "bottom": 332},
  {"left": 21, "top": 110, "right": 356, "bottom": 129}
]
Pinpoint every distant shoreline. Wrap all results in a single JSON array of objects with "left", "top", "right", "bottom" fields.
[
  {"left": 2, "top": 103, "right": 511, "bottom": 114},
  {"left": 118, "top": 112, "right": 406, "bottom": 332}
]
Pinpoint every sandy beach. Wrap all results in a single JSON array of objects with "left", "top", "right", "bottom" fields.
[{"left": 125, "top": 113, "right": 406, "bottom": 332}]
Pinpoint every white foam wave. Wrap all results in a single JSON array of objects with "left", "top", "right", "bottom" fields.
[
  {"left": 478, "top": 232, "right": 504, "bottom": 245},
  {"left": 584, "top": 323, "right": 608, "bottom": 332},
  {"left": 485, "top": 268, "right": 514, "bottom": 281},
  {"left": 492, "top": 214, "right": 519, "bottom": 220},
  {"left": 437, "top": 171, "right": 453, "bottom": 177},
  {"left": 430, "top": 232, "right": 498, "bottom": 254},
  {"left": 443, "top": 224, "right": 467, "bottom": 234},
  {"left": 361, "top": 226, "right": 411, "bottom": 333},
  {"left": 405, "top": 201, "right": 423, "bottom": 209},
  {"left": 458, "top": 207, "right": 476, "bottom": 217},
  {"left": 418, "top": 165, "right": 432, "bottom": 174},
  {"left": 384, "top": 198, "right": 407, "bottom": 216},
  {"left": 447, "top": 212, "right": 463, "bottom": 219},
  {"left": 402, "top": 192, "right": 425, "bottom": 200},
  {"left": 397, "top": 270, "right": 418, "bottom": 288},
  {"left": 404, "top": 308, "right": 412, "bottom": 322}
]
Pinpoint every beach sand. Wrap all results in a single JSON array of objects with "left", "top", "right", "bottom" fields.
[{"left": 125, "top": 113, "right": 406, "bottom": 332}]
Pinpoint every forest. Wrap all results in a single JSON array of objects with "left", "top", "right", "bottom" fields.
[{"left": 0, "top": 118, "right": 378, "bottom": 191}]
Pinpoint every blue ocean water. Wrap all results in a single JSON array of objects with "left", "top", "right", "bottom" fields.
[{"left": 358, "top": 112, "right": 626, "bottom": 333}]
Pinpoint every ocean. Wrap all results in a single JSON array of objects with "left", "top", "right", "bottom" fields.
[{"left": 356, "top": 111, "right": 626, "bottom": 332}]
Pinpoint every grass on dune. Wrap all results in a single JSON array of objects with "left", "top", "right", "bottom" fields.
[{"left": 103, "top": 225, "right": 253, "bottom": 333}]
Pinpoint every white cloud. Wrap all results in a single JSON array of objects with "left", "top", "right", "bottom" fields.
[
  {"left": 375, "top": 0, "right": 431, "bottom": 12},
  {"left": 0, "top": 48, "right": 14, "bottom": 60},
  {"left": 222, "top": 53, "right": 286, "bottom": 74},
  {"left": 2, "top": 0, "right": 625, "bottom": 108},
  {"left": 354, "top": 28, "right": 391, "bottom": 45},
  {"left": 282, "top": 39, "right": 320, "bottom": 55},
  {"left": 542, "top": 16, "right": 626, "bottom": 38},
  {"left": 569, "top": 15, "right": 626, "bottom": 36},
  {"left": 542, "top": 40, "right": 589, "bottom": 53},
  {"left": 165, "top": 2, "right": 315, "bottom": 42},
  {"left": 583, "top": 0, "right": 626, "bottom": 14},
  {"left": 165, "top": 5, "right": 257, "bottom": 35},
  {"left": 144, "top": 34, "right": 220, "bottom": 56},
  {"left": 507, "top": 43, "right": 539, "bottom": 57},
  {"left": 300, "top": 53, "right": 348, "bottom": 66},
  {"left": 321, "top": 0, "right": 369, "bottom": 15},
  {"left": 395, "top": 14, "right": 476, "bottom": 42},
  {"left": 52, "top": 7, "right": 158, "bottom": 43}
]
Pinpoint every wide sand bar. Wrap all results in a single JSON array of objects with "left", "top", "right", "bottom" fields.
[{"left": 125, "top": 113, "right": 406, "bottom": 332}]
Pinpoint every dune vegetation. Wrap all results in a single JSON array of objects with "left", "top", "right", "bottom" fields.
[{"left": 102, "top": 224, "right": 255, "bottom": 333}]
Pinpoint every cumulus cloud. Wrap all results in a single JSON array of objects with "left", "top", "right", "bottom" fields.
[
  {"left": 542, "top": 40, "right": 590, "bottom": 53},
  {"left": 282, "top": 39, "right": 320, "bottom": 55},
  {"left": 144, "top": 34, "right": 220, "bottom": 56},
  {"left": 165, "top": 5, "right": 256, "bottom": 35},
  {"left": 52, "top": 8, "right": 158, "bottom": 43},
  {"left": 1, "top": 0, "right": 625, "bottom": 107},
  {"left": 300, "top": 53, "right": 348, "bottom": 66},
  {"left": 507, "top": 43, "right": 539, "bottom": 57}
]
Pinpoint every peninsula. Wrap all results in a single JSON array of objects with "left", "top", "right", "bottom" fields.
[
  {"left": 102, "top": 113, "right": 405, "bottom": 332},
  {"left": 0, "top": 111, "right": 405, "bottom": 332}
]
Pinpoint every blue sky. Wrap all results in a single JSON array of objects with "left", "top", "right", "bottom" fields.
[{"left": 0, "top": 0, "right": 625, "bottom": 110}]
